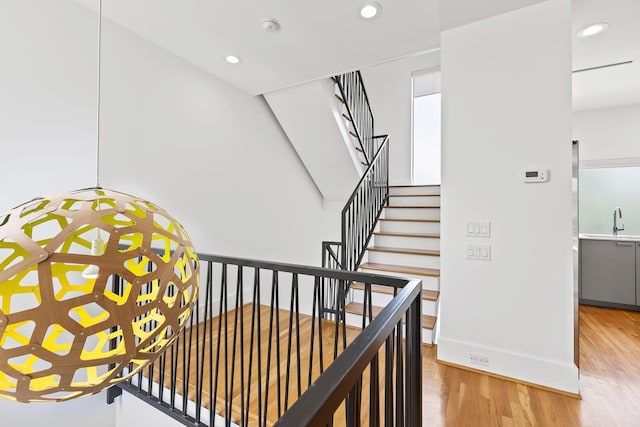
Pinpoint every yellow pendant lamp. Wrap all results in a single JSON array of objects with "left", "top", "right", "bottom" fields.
[{"left": 0, "top": 1, "right": 199, "bottom": 403}]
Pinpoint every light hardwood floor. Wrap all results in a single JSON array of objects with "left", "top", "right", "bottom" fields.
[
  {"left": 425, "top": 305, "right": 640, "bottom": 426},
  {"left": 172, "top": 304, "right": 640, "bottom": 426}
]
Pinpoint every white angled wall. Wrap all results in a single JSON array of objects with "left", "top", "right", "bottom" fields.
[
  {"left": 438, "top": 0, "right": 579, "bottom": 394},
  {"left": 0, "top": 0, "right": 339, "bottom": 424}
]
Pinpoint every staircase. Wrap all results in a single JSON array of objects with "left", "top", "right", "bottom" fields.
[{"left": 345, "top": 184, "right": 441, "bottom": 345}]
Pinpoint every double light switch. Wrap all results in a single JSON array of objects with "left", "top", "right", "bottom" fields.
[
  {"left": 467, "top": 221, "right": 491, "bottom": 261},
  {"left": 466, "top": 221, "right": 491, "bottom": 237}
]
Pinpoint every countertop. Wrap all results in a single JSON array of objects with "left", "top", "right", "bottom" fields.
[{"left": 580, "top": 234, "right": 640, "bottom": 242}]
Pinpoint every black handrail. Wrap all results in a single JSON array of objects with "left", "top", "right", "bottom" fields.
[
  {"left": 341, "top": 135, "right": 389, "bottom": 273},
  {"left": 112, "top": 250, "right": 421, "bottom": 426},
  {"left": 335, "top": 71, "right": 375, "bottom": 162},
  {"left": 274, "top": 279, "right": 423, "bottom": 426}
]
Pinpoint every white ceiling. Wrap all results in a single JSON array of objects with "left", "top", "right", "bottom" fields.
[
  {"left": 74, "top": 0, "right": 638, "bottom": 111},
  {"left": 572, "top": 0, "right": 640, "bottom": 111},
  {"left": 75, "top": 0, "right": 547, "bottom": 96},
  {"left": 77, "top": 0, "right": 439, "bottom": 95}
]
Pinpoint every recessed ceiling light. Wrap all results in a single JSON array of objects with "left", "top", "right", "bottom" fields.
[
  {"left": 577, "top": 22, "right": 609, "bottom": 38},
  {"left": 225, "top": 55, "right": 240, "bottom": 64},
  {"left": 360, "top": 3, "right": 381, "bottom": 19}
]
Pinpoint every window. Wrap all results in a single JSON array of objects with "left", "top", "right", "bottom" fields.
[{"left": 412, "top": 69, "right": 441, "bottom": 185}]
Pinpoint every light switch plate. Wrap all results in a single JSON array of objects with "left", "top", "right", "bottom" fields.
[
  {"left": 466, "top": 244, "right": 491, "bottom": 260},
  {"left": 467, "top": 221, "right": 491, "bottom": 237}
]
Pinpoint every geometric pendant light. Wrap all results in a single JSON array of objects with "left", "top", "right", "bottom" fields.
[{"left": 0, "top": 188, "right": 199, "bottom": 402}]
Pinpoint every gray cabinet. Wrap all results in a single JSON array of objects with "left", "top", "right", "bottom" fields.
[{"left": 581, "top": 239, "right": 636, "bottom": 305}]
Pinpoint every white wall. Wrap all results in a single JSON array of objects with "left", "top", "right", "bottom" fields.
[
  {"left": 96, "top": 10, "right": 338, "bottom": 266},
  {"left": 0, "top": 0, "right": 97, "bottom": 208},
  {"left": 0, "top": 393, "right": 115, "bottom": 427},
  {"left": 574, "top": 103, "right": 640, "bottom": 164},
  {"left": 0, "top": 1, "right": 115, "bottom": 424},
  {"left": 0, "top": 0, "right": 339, "bottom": 423},
  {"left": 115, "top": 394, "right": 186, "bottom": 427},
  {"left": 438, "top": 0, "right": 579, "bottom": 394},
  {"left": 361, "top": 51, "right": 441, "bottom": 185}
]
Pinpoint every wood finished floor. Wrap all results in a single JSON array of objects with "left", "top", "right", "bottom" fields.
[
  {"left": 424, "top": 304, "right": 640, "bottom": 426},
  {"left": 159, "top": 305, "right": 362, "bottom": 426},
  {"left": 170, "top": 304, "right": 640, "bottom": 426}
]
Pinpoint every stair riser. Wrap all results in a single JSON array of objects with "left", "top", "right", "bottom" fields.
[
  {"left": 390, "top": 186, "right": 440, "bottom": 196},
  {"left": 344, "top": 313, "right": 435, "bottom": 345},
  {"left": 350, "top": 289, "right": 439, "bottom": 316},
  {"left": 357, "top": 268, "right": 440, "bottom": 291},
  {"left": 379, "top": 220, "right": 440, "bottom": 234},
  {"left": 383, "top": 207, "right": 440, "bottom": 221},
  {"left": 373, "top": 234, "right": 440, "bottom": 251},
  {"left": 388, "top": 196, "right": 440, "bottom": 207},
  {"left": 367, "top": 251, "right": 440, "bottom": 270}
]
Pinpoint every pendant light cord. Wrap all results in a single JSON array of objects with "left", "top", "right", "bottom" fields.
[{"left": 96, "top": 0, "right": 102, "bottom": 188}]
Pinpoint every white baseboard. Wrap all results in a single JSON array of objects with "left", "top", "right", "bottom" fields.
[{"left": 437, "top": 336, "right": 580, "bottom": 394}]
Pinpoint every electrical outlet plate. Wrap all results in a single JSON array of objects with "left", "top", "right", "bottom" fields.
[{"left": 470, "top": 354, "right": 489, "bottom": 367}]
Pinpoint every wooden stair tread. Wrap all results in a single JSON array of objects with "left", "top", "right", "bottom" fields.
[
  {"left": 345, "top": 302, "right": 437, "bottom": 330},
  {"left": 379, "top": 218, "right": 440, "bottom": 223},
  {"left": 345, "top": 302, "right": 384, "bottom": 317},
  {"left": 422, "top": 315, "right": 437, "bottom": 330},
  {"left": 385, "top": 205, "right": 439, "bottom": 209},
  {"left": 334, "top": 93, "right": 345, "bottom": 104},
  {"left": 359, "top": 262, "right": 440, "bottom": 277},
  {"left": 367, "top": 246, "right": 440, "bottom": 257},
  {"left": 373, "top": 231, "right": 440, "bottom": 239},
  {"left": 351, "top": 283, "right": 439, "bottom": 301}
]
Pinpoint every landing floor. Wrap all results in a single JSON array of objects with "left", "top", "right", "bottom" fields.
[{"left": 426, "top": 305, "right": 640, "bottom": 425}]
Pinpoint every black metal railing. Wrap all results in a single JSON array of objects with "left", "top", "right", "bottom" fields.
[
  {"left": 335, "top": 71, "right": 375, "bottom": 162},
  {"left": 340, "top": 135, "right": 389, "bottom": 273},
  {"left": 321, "top": 136, "right": 388, "bottom": 320},
  {"left": 112, "top": 251, "right": 421, "bottom": 427},
  {"left": 275, "top": 278, "right": 423, "bottom": 427}
]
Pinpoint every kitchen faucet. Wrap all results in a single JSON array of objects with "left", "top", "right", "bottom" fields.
[{"left": 613, "top": 207, "right": 624, "bottom": 235}]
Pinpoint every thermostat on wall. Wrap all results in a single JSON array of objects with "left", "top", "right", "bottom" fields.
[{"left": 521, "top": 169, "right": 548, "bottom": 183}]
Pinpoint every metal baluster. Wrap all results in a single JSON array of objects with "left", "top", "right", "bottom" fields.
[
  {"left": 294, "top": 274, "right": 302, "bottom": 399},
  {"left": 263, "top": 272, "right": 278, "bottom": 426},
  {"left": 284, "top": 273, "right": 296, "bottom": 410},
  {"left": 395, "top": 321, "right": 404, "bottom": 427},
  {"left": 207, "top": 262, "right": 215, "bottom": 427},
  {"left": 246, "top": 267, "right": 260, "bottom": 426},
  {"left": 211, "top": 264, "right": 225, "bottom": 425}
]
